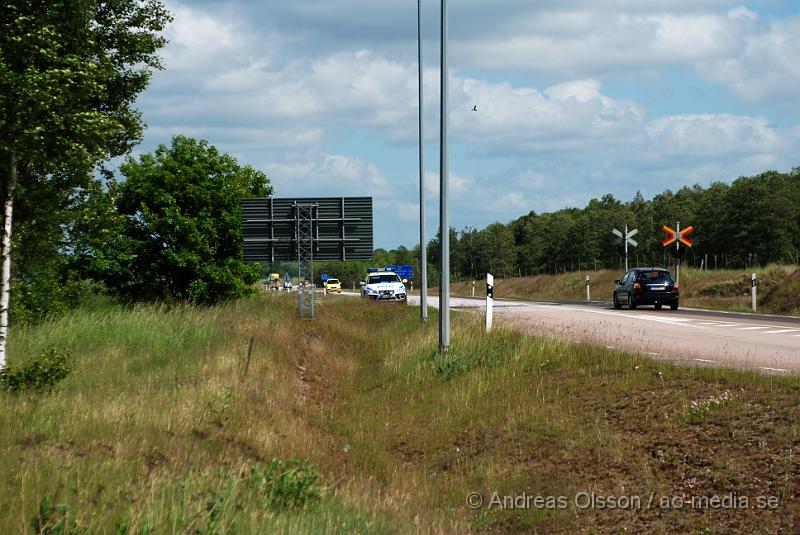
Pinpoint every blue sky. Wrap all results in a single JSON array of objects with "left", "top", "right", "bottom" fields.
[{"left": 134, "top": 0, "right": 800, "bottom": 248}]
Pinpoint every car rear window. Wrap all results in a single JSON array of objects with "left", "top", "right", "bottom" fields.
[
  {"left": 637, "top": 271, "right": 673, "bottom": 283},
  {"left": 327, "top": 279, "right": 339, "bottom": 283}
]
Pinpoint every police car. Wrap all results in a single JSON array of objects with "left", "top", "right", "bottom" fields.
[{"left": 361, "top": 271, "right": 407, "bottom": 302}]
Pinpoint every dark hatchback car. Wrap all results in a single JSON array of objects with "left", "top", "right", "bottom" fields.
[{"left": 613, "top": 267, "right": 679, "bottom": 310}]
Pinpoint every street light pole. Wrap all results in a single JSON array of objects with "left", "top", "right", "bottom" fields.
[
  {"left": 439, "top": 0, "right": 450, "bottom": 352},
  {"left": 417, "top": 0, "right": 428, "bottom": 323}
]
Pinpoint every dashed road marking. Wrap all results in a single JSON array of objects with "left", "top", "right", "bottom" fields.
[
  {"left": 760, "top": 367, "right": 790, "bottom": 373},
  {"left": 762, "top": 329, "right": 800, "bottom": 334},
  {"left": 694, "top": 358, "right": 716, "bottom": 363},
  {"left": 739, "top": 326, "right": 770, "bottom": 330}
]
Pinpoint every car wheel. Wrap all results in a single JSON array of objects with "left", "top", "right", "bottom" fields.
[
  {"left": 628, "top": 294, "right": 637, "bottom": 310},
  {"left": 654, "top": 303, "right": 662, "bottom": 310},
  {"left": 670, "top": 301, "right": 679, "bottom": 311},
  {"left": 613, "top": 294, "right": 622, "bottom": 309}
]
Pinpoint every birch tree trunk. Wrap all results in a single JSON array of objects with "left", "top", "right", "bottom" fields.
[{"left": 0, "top": 154, "right": 18, "bottom": 369}]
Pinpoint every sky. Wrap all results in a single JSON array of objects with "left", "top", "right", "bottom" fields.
[{"left": 134, "top": 0, "right": 800, "bottom": 248}]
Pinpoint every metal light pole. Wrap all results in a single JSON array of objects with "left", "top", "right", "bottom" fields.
[
  {"left": 438, "top": 0, "right": 450, "bottom": 352},
  {"left": 417, "top": 0, "right": 428, "bottom": 323}
]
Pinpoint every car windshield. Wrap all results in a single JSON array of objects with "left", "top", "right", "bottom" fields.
[
  {"left": 637, "top": 271, "right": 673, "bottom": 283},
  {"left": 327, "top": 279, "right": 339, "bottom": 284},
  {"left": 367, "top": 274, "right": 401, "bottom": 284}
]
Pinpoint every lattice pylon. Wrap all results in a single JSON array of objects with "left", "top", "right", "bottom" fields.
[{"left": 295, "top": 203, "right": 315, "bottom": 319}]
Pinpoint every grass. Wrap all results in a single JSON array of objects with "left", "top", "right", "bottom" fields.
[
  {"left": 1, "top": 295, "right": 799, "bottom": 533},
  {"left": 442, "top": 264, "right": 800, "bottom": 316}
]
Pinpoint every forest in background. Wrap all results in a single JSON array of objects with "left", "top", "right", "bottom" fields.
[{"left": 314, "top": 168, "right": 800, "bottom": 287}]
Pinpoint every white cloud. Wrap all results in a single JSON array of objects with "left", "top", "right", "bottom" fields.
[
  {"left": 645, "top": 113, "right": 784, "bottom": 158},
  {"left": 424, "top": 171, "right": 476, "bottom": 198},
  {"left": 163, "top": 3, "right": 250, "bottom": 72},
  {"left": 697, "top": 15, "right": 800, "bottom": 102},
  {"left": 268, "top": 153, "right": 394, "bottom": 199},
  {"left": 456, "top": 11, "right": 739, "bottom": 75}
]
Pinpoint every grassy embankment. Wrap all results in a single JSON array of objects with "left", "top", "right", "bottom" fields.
[
  {"left": 445, "top": 265, "right": 800, "bottom": 315},
  {"left": 2, "top": 295, "right": 799, "bottom": 533}
]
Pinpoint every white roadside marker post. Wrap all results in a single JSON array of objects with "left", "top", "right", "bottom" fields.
[
  {"left": 471, "top": 280, "right": 475, "bottom": 297},
  {"left": 585, "top": 275, "right": 590, "bottom": 302},
  {"left": 751, "top": 272, "right": 757, "bottom": 312},
  {"left": 486, "top": 273, "right": 493, "bottom": 332}
]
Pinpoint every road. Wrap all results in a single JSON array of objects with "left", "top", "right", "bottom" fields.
[{"left": 406, "top": 295, "right": 800, "bottom": 374}]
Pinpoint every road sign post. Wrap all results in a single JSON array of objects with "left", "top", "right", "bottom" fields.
[
  {"left": 751, "top": 273, "right": 757, "bottom": 312},
  {"left": 662, "top": 222, "right": 694, "bottom": 286},
  {"left": 486, "top": 273, "right": 493, "bottom": 332},
  {"left": 612, "top": 226, "right": 638, "bottom": 272}
]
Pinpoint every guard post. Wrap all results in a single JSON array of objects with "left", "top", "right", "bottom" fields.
[{"left": 486, "top": 273, "right": 494, "bottom": 332}]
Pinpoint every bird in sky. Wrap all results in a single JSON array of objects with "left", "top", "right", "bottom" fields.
[{"left": 471, "top": 105, "right": 477, "bottom": 112}]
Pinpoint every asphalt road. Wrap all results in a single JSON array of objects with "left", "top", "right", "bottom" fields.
[{"left": 406, "top": 295, "right": 800, "bottom": 374}]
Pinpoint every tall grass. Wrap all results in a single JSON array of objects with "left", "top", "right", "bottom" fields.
[{"left": 1, "top": 294, "right": 798, "bottom": 533}]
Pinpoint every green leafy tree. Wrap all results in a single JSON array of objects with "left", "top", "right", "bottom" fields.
[
  {"left": 0, "top": 0, "right": 171, "bottom": 366},
  {"left": 96, "top": 136, "right": 272, "bottom": 303}
]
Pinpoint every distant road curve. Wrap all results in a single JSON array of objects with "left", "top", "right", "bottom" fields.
[{"left": 406, "top": 295, "right": 800, "bottom": 375}]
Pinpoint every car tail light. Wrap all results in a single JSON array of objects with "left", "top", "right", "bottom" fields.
[
  {"left": 674, "top": 282, "right": 679, "bottom": 290},
  {"left": 633, "top": 282, "right": 642, "bottom": 292}
]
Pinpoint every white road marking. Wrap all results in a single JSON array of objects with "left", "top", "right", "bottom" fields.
[
  {"left": 760, "top": 367, "right": 790, "bottom": 373},
  {"left": 697, "top": 322, "right": 728, "bottom": 325},
  {"left": 739, "top": 326, "right": 770, "bottom": 330},
  {"left": 709, "top": 324, "right": 739, "bottom": 328},
  {"left": 558, "top": 307, "right": 708, "bottom": 328},
  {"left": 646, "top": 352, "right": 661, "bottom": 356},
  {"left": 694, "top": 358, "right": 716, "bottom": 363},
  {"left": 762, "top": 329, "right": 800, "bottom": 334}
]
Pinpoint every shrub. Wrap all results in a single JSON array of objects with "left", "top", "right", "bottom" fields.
[
  {"left": 248, "top": 459, "right": 322, "bottom": 510},
  {"left": 432, "top": 352, "right": 470, "bottom": 379},
  {"left": 0, "top": 347, "right": 72, "bottom": 392},
  {"left": 30, "top": 493, "right": 85, "bottom": 535}
]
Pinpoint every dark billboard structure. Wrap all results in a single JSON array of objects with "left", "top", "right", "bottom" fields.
[{"left": 241, "top": 197, "right": 373, "bottom": 263}]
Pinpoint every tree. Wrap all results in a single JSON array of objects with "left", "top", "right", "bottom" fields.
[
  {"left": 94, "top": 136, "right": 271, "bottom": 303},
  {"left": 0, "top": 0, "right": 170, "bottom": 366}
]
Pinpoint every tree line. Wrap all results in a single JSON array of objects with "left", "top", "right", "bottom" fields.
[{"left": 357, "top": 168, "right": 800, "bottom": 286}]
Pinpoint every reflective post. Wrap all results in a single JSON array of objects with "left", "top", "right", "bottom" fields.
[{"left": 486, "top": 273, "right": 493, "bottom": 332}]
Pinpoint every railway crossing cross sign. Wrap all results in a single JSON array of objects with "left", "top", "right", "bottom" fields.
[
  {"left": 612, "top": 225, "right": 638, "bottom": 272},
  {"left": 662, "top": 222, "right": 694, "bottom": 285},
  {"left": 662, "top": 224, "right": 694, "bottom": 249}
]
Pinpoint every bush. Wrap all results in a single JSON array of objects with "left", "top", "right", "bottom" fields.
[
  {"left": 248, "top": 459, "right": 323, "bottom": 510},
  {"left": 0, "top": 347, "right": 72, "bottom": 392},
  {"left": 30, "top": 493, "right": 85, "bottom": 535},
  {"left": 431, "top": 352, "right": 470, "bottom": 380}
]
